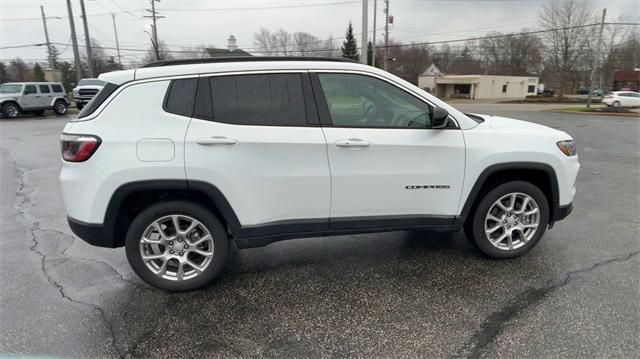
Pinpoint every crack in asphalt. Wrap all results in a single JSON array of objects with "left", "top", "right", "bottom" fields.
[
  {"left": 460, "top": 250, "right": 640, "bottom": 359},
  {"left": 13, "top": 163, "right": 133, "bottom": 359}
]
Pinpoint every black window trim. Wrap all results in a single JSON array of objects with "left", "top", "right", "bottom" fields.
[
  {"left": 309, "top": 71, "right": 460, "bottom": 130},
  {"left": 190, "top": 71, "right": 320, "bottom": 127}
]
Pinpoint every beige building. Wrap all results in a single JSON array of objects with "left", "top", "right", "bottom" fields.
[{"left": 418, "top": 73, "right": 539, "bottom": 100}]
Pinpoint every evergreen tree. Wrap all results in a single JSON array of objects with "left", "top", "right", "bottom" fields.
[
  {"left": 0, "top": 61, "right": 7, "bottom": 83},
  {"left": 33, "top": 63, "right": 45, "bottom": 81},
  {"left": 367, "top": 41, "right": 373, "bottom": 65},
  {"left": 341, "top": 22, "right": 359, "bottom": 61}
]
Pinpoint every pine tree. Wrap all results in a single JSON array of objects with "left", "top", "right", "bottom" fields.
[
  {"left": 367, "top": 41, "right": 373, "bottom": 65},
  {"left": 341, "top": 22, "right": 359, "bottom": 61},
  {"left": 33, "top": 63, "right": 45, "bottom": 81}
]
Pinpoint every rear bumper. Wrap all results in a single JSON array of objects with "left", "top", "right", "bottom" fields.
[{"left": 67, "top": 216, "right": 118, "bottom": 248}]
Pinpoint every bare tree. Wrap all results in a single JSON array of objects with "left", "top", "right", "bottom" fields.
[
  {"left": 293, "top": 32, "right": 323, "bottom": 56},
  {"left": 478, "top": 30, "right": 544, "bottom": 76},
  {"left": 538, "top": 0, "right": 595, "bottom": 95},
  {"left": 254, "top": 27, "right": 275, "bottom": 55},
  {"left": 142, "top": 40, "right": 174, "bottom": 64},
  {"left": 7, "top": 58, "right": 31, "bottom": 81}
]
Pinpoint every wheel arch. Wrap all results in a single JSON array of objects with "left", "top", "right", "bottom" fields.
[
  {"left": 460, "top": 162, "right": 559, "bottom": 226},
  {"left": 104, "top": 180, "right": 241, "bottom": 248},
  {"left": 50, "top": 96, "right": 69, "bottom": 107},
  {"left": 1, "top": 100, "right": 22, "bottom": 111}
]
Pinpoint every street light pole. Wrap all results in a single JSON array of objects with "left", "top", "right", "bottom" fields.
[
  {"left": 40, "top": 5, "right": 54, "bottom": 69},
  {"left": 361, "top": 0, "right": 368, "bottom": 65},
  {"left": 587, "top": 8, "right": 606, "bottom": 109},
  {"left": 372, "top": 0, "right": 377, "bottom": 67}
]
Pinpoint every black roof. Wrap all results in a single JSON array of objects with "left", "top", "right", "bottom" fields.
[{"left": 141, "top": 56, "right": 359, "bottom": 68}]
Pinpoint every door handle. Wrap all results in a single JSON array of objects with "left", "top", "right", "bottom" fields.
[
  {"left": 196, "top": 136, "right": 238, "bottom": 145},
  {"left": 335, "top": 138, "right": 372, "bottom": 148}
]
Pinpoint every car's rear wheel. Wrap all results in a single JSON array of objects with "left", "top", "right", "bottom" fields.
[
  {"left": 125, "top": 201, "right": 228, "bottom": 291},
  {"left": 2, "top": 103, "right": 20, "bottom": 119},
  {"left": 53, "top": 100, "right": 68, "bottom": 115},
  {"left": 465, "top": 181, "right": 549, "bottom": 258}
]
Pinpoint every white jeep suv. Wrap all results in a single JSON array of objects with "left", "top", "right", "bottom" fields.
[{"left": 59, "top": 58, "right": 579, "bottom": 291}]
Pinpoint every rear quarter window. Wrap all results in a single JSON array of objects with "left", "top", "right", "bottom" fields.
[
  {"left": 163, "top": 78, "right": 197, "bottom": 117},
  {"left": 77, "top": 82, "right": 119, "bottom": 119}
]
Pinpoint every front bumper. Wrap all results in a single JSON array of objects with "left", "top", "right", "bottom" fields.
[
  {"left": 549, "top": 203, "right": 573, "bottom": 229},
  {"left": 67, "top": 216, "right": 118, "bottom": 248}
]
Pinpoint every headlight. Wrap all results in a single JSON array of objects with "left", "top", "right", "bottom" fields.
[{"left": 557, "top": 140, "right": 577, "bottom": 156}]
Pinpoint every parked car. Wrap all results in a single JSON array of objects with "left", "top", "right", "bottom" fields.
[
  {"left": 59, "top": 57, "right": 579, "bottom": 291},
  {"left": 0, "top": 82, "right": 69, "bottom": 118},
  {"left": 576, "top": 87, "right": 589, "bottom": 95},
  {"left": 72, "top": 78, "right": 105, "bottom": 110},
  {"left": 601, "top": 91, "right": 640, "bottom": 107},
  {"left": 542, "top": 88, "right": 555, "bottom": 95},
  {"left": 592, "top": 88, "right": 605, "bottom": 96}
]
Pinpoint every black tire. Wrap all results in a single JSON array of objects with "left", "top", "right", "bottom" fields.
[
  {"left": 53, "top": 100, "right": 68, "bottom": 115},
  {"left": 76, "top": 102, "right": 84, "bottom": 110},
  {"left": 2, "top": 103, "right": 20, "bottom": 119},
  {"left": 465, "top": 181, "right": 549, "bottom": 259},
  {"left": 612, "top": 101, "right": 621, "bottom": 108},
  {"left": 32, "top": 110, "right": 45, "bottom": 116},
  {"left": 125, "top": 201, "right": 229, "bottom": 291}
]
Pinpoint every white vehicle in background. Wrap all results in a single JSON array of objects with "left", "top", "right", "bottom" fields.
[
  {"left": 0, "top": 82, "right": 69, "bottom": 118},
  {"left": 601, "top": 91, "right": 640, "bottom": 107},
  {"left": 59, "top": 57, "right": 579, "bottom": 291},
  {"left": 72, "top": 78, "right": 105, "bottom": 110}
]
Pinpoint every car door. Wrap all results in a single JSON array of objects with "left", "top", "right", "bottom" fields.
[
  {"left": 184, "top": 72, "right": 331, "bottom": 233},
  {"left": 311, "top": 72, "right": 465, "bottom": 225},
  {"left": 38, "top": 84, "right": 53, "bottom": 107},
  {"left": 18, "top": 84, "right": 39, "bottom": 109}
]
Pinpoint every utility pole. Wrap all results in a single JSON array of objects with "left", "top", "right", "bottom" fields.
[
  {"left": 40, "top": 6, "right": 54, "bottom": 69},
  {"left": 112, "top": 14, "right": 122, "bottom": 67},
  {"left": 144, "top": 0, "right": 163, "bottom": 60},
  {"left": 79, "top": 0, "right": 95, "bottom": 77},
  {"left": 587, "top": 8, "right": 606, "bottom": 109},
  {"left": 66, "top": 0, "right": 83, "bottom": 83},
  {"left": 361, "top": 0, "right": 368, "bottom": 65},
  {"left": 383, "top": 0, "right": 389, "bottom": 71},
  {"left": 372, "top": 0, "right": 377, "bottom": 67}
]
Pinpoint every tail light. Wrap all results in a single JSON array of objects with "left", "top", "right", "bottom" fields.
[{"left": 60, "top": 133, "right": 101, "bottom": 162}]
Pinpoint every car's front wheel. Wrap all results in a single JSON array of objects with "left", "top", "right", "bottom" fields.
[
  {"left": 76, "top": 102, "right": 84, "bottom": 110},
  {"left": 612, "top": 101, "right": 621, "bottom": 108},
  {"left": 2, "top": 103, "right": 20, "bottom": 119},
  {"left": 125, "top": 201, "right": 229, "bottom": 291},
  {"left": 465, "top": 181, "right": 549, "bottom": 258}
]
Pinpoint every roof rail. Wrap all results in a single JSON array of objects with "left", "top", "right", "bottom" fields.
[{"left": 141, "top": 56, "right": 359, "bottom": 68}]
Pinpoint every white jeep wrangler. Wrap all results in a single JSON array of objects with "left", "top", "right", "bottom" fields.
[{"left": 59, "top": 58, "right": 579, "bottom": 291}]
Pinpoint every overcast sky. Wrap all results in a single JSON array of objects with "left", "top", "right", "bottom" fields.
[{"left": 1, "top": 0, "right": 638, "bottom": 65}]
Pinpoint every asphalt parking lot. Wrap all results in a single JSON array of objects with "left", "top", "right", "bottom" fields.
[{"left": 1, "top": 105, "right": 638, "bottom": 358}]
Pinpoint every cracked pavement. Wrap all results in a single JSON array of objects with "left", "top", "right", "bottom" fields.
[{"left": 1, "top": 105, "right": 638, "bottom": 358}]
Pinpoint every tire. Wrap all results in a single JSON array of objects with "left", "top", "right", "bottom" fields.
[
  {"left": 125, "top": 201, "right": 228, "bottom": 291},
  {"left": 76, "top": 102, "right": 84, "bottom": 110},
  {"left": 465, "top": 181, "right": 549, "bottom": 259},
  {"left": 2, "top": 103, "right": 20, "bottom": 119},
  {"left": 612, "top": 101, "right": 621, "bottom": 108},
  {"left": 53, "top": 100, "right": 68, "bottom": 115},
  {"left": 32, "top": 110, "right": 45, "bottom": 116}
]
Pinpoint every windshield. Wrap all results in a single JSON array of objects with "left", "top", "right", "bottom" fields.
[
  {"left": 0, "top": 84, "right": 23, "bottom": 94},
  {"left": 78, "top": 79, "right": 106, "bottom": 86}
]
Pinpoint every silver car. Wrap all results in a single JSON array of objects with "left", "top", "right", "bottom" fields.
[
  {"left": 0, "top": 82, "right": 69, "bottom": 118},
  {"left": 72, "top": 78, "right": 105, "bottom": 110}
]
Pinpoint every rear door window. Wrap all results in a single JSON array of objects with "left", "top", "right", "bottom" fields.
[
  {"left": 39, "top": 85, "right": 51, "bottom": 93},
  {"left": 194, "top": 73, "right": 316, "bottom": 126},
  {"left": 51, "top": 84, "right": 64, "bottom": 93}
]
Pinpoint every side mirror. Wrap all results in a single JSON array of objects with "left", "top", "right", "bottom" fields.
[{"left": 431, "top": 107, "right": 449, "bottom": 129}]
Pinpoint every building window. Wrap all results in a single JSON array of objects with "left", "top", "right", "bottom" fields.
[
  {"left": 502, "top": 84, "right": 508, "bottom": 93},
  {"left": 528, "top": 85, "right": 536, "bottom": 93}
]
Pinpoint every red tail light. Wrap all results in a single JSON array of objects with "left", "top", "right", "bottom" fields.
[{"left": 60, "top": 133, "right": 101, "bottom": 162}]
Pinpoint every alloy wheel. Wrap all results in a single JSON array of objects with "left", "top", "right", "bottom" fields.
[
  {"left": 139, "top": 214, "right": 214, "bottom": 281},
  {"left": 484, "top": 192, "right": 540, "bottom": 251}
]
